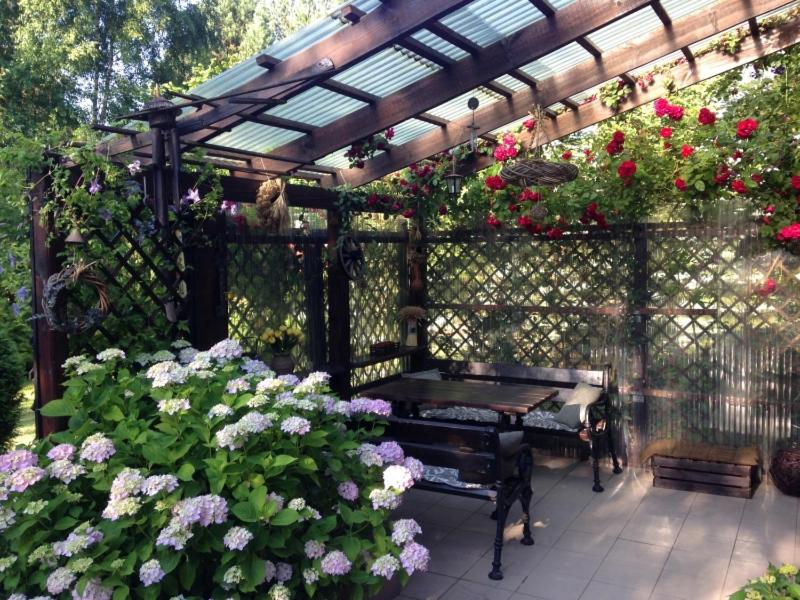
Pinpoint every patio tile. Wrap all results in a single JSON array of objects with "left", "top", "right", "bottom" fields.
[
  {"left": 689, "top": 492, "right": 745, "bottom": 518},
  {"left": 721, "top": 558, "right": 766, "bottom": 597},
  {"left": 672, "top": 527, "right": 734, "bottom": 559},
  {"left": 579, "top": 581, "right": 651, "bottom": 600},
  {"left": 619, "top": 510, "right": 686, "bottom": 547},
  {"left": 402, "top": 572, "right": 458, "bottom": 600},
  {"left": 636, "top": 488, "right": 696, "bottom": 516},
  {"left": 440, "top": 579, "right": 515, "bottom": 600},
  {"left": 437, "top": 494, "right": 487, "bottom": 512},
  {"left": 554, "top": 529, "right": 617, "bottom": 558},
  {"left": 517, "top": 566, "right": 591, "bottom": 600},
  {"left": 536, "top": 547, "right": 603, "bottom": 578},
  {"left": 419, "top": 523, "right": 454, "bottom": 547},
  {"left": 419, "top": 504, "right": 476, "bottom": 530},
  {"left": 732, "top": 538, "right": 795, "bottom": 566},
  {"left": 650, "top": 549, "right": 729, "bottom": 599},
  {"left": 593, "top": 539, "right": 670, "bottom": 592},
  {"left": 461, "top": 540, "right": 551, "bottom": 592},
  {"left": 428, "top": 529, "right": 494, "bottom": 578}
]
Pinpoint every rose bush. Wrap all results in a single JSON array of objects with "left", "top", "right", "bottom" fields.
[{"left": 0, "top": 339, "right": 429, "bottom": 599}]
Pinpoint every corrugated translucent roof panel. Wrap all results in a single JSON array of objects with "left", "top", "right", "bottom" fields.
[
  {"left": 519, "top": 42, "right": 594, "bottom": 80},
  {"left": 264, "top": 87, "right": 367, "bottom": 127},
  {"left": 566, "top": 89, "right": 597, "bottom": 104},
  {"left": 189, "top": 0, "right": 381, "bottom": 100},
  {"left": 547, "top": 102, "right": 565, "bottom": 111},
  {"left": 489, "top": 115, "right": 529, "bottom": 135},
  {"left": 210, "top": 122, "right": 306, "bottom": 153},
  {"left": 659, "top": 0, "right": 718, "bottom": 21},
  {"left": 426, "top": 88, "right": 504, "bottom": 121},
  {"left": 630, "top": 50, "right": 684, "bottom": 76},
  {"left": 389, "top": 118, "right": 440, "bottom": 146},
  {"left": 316, "top": 149, "right": 370, "bottom": 169},
  {"left": 493, "top": 74, "right": 528, "bottom": 92},
  {"left": 439, "top": 0, "right": 545, "bottom": 47},
  {"left": 331, "top": 47, "right": 440, "bottom": 98},
  {"left": 411, "top": 29, "right": 470, "bottom": 60},
  {"left": 585, "top": 7, "right": 663, "bottom": 52}
]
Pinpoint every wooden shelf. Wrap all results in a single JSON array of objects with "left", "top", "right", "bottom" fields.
[{"left": 351, "top": 346, "right": 426, "bottom": 369}]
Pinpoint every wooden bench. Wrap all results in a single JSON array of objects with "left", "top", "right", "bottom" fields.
[
  {"left": 382, "top": 416, "right": 534, "bottom": 581},
  {"left": 420, "top": 360, "right": 623, "bottom": 492}
]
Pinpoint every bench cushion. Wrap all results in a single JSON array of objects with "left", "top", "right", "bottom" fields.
[
  {"left": 553, "top": 383, "right": 602, "bottom": 428},
  {"left": 422, "top": 466, "right": 488, "bottom": 489},
  {"left": 420, "top": 406, "right": 579, "bottom": 432},
  {"left": 401, "top": 369, "right": 442, "bottom": 380}
]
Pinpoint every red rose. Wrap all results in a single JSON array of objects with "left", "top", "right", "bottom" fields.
[
  {"left": 659, "top": 127, "right": 673, "bottom": 138},
  {"left": 617, "top": 160, "right": 637, "bottom": 179},
  {"left": 385, "top": 127, "right": 395, "bottom": 140},
  {"left": 736, "top": 118, "right": 758, "bottom": 139},
  {"left": 667, "top": 104, "right": 685, "bottom": 121},
  {"left": 486, "top": 214, "right": 502, "bottom": 229},
  {"left": 402, "top": 208, "right": 416, "bottom": 218},
  {"left": 680, "top": 144, "right": 694, "bottom": 158},
  {"left": 757, "top": 278, "right": 777, "bottom": 297},
  {"left": 674, "top": 178, "right": 687, "bottom": 191},
  {"left": 438, "top": 204, "right": 448, "bottom": 215},
  {"left": 506, "top": 145, "right": 518, "bottom": 159},
  {"left": 663, "top": 142, "right": 672, "bottom": 149},
  {"left": 765, "top": 204, "right": 775, "bottom": 214},
  {"left": 778, "top": 223, "right": 800, "bottom": 241},
  {"left": 596, "top": 213, "right": 609, "bottom": 229},
  {"left": 583, "top": 149, "right": 594, "bottom": 162},
  {"left": 606, "top": 140, "right": 623, "bottom": 155},
  {"left": 523, "top": 118, "right": 536, "bottom": 131},
  {"left": 390, "top": 203, "right": 401, "bottom": 211},
  {"left": 732, "top": 149, "right": 744, "bottom": 160},
  {"left": 654, "top": 98, "right": 670, "bottom": 117},
  {"left": 612, "top": 130, "right": 625, "bottom": 143},
  {"left": 517, "top": 215, "right": 532, "bottom": 228},
  {"left": 751, "top": 174, "right": 763, "bottom": 184},
  {"left": 485, "top": 175, "right": 507, "bottom": 191},
  {"left": 508, "top": 203, "right": 520, "bottom": 212},
  {"left": 519, "top": 188, "right": 541, "bottom": 203},
  {"left": 366, "top": 193, "right": 378, "bottom": 206},
  {"left": 714, "top": 165, "right": 730, "bottom": 185},
  {"left": 698, "top": 108, "right": 716, "bottom": 125},
  {"left": 531, "top": 223, "right": 542, "bottom": 234},
  {"left": 731, "top": 179, "right": 747, "bottom": 194},
  {"left": 493, "top": 146, "right": 508, "bottom": 162},
  {"left": 546, "top": 226, "right": 563, "bottom": 239},
  {"left": 762, "top": 216, "right": 771, "bottom": 225},
  {"left": 562, "top": 151, "right": 572, "bottom": 160},
  {"left": 791, "top": 175, "right": 800, "bottom": 190},
  {"left": 585, "top": 202, "right": 598, "bottom": 216}
]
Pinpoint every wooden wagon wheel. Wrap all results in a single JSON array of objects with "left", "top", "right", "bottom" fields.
[{"left": 338, "top": 235, "right": 365, "bottom": 280}]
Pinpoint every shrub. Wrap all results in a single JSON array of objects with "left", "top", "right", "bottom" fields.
[
  {"left": 0, "top": 321, "right": 25, "bottom": 450},
  {"left": 730, "top": 563, "right": 800, "bottom": 599},
  {"left": 0, "top": 339, "right": 429, "bottom": 599}
]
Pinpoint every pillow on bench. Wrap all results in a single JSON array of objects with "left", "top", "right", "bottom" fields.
[{"left": 553, "top": 383, "right": 602, "bottom": 428}]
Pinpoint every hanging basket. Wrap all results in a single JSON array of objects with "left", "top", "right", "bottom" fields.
[
  {"left": 42, "top": 262, "right": 109, "bottom": 334},
  {"left": 500, "top": 158, "right": 578, "bottom": 187},
  {"left": 256, "top": 178, "right": 290, "bottom": 233}
]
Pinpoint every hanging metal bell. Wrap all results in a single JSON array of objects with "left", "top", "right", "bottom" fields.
[{"left": 65, "top": 227, "right": 85, "bottom": 244}]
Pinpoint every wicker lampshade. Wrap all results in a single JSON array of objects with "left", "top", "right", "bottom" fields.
[{"left": 500, "top": 158, "right": 578, "bottom": 187}]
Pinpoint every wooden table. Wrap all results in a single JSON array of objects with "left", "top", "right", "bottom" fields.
[{"left": 361, "top": 378, "right": 559, "bottom": 429}]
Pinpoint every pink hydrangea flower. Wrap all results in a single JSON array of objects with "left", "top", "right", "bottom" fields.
[
  {"left": 321, "top": 550, "right": 352, "bottom": 576},
  {"left": 47, "top": 444, "right": 76, "bottom": 461},
  {"left": 337, "top": 481, "right": 359, "bottom": 502}
]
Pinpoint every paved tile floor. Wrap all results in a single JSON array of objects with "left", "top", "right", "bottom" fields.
[{"left": 395, "top": 455, "right": 798, "bottom": 600}]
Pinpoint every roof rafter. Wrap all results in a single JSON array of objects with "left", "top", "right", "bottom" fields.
[
  {"left": 99, "top": 0, "right": 478, "bottom": 162},
  {"left": 268, "top": 0, "right": 655, "bottom": 169},
  {"left": 333, "top": 0, "right": 795, "bottom": 188}
]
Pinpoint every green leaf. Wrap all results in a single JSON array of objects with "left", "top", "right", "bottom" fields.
[
  {"left": 179, "top": 559, "right": 197, "bottom": 589},
  {"left": 231, "top": 501, "right": 259, "bottom": 523},
  {"left": 249, "top": 485, "right": 267, "bottom": 510},
  {"left": 694, "top": 180, "right": 706, "bottom": 192},
  {"left": 141, "top": 443, "right": 171, "bottom": 465},
  {"left": 342, "top": 536, "right": 361, "bottom": 561},
  {"left": 270, "top": 508, "right": 299, "bottom": 526},
  {"left": 112, "top": 586, "right": 129, "bottom": 600},
  {"left": 176, "top": 463, "right": 195, "bottom": 482},
  {"left": 40, "top": 399, "right": 76, "bottom": 417},
  {"left": 158, "top": 551, "right": 181, "bottom": 573},
  {"left": 273, "top": 454, "right": 297, "bottom": 468},
  {"left": 54, "top": 516, "right": 78, "bottom": 530}
]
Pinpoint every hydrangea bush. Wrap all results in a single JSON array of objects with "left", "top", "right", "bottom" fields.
[
  {"left": 0, "top": 339, "right": 429, "bottom": 599},
  {"left": 731, "top": 563, "right": 800, "bottom": 599}
]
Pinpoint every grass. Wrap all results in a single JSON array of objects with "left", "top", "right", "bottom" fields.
[{"left": 11, "top": 384, "right": 36, "bottom": 447}]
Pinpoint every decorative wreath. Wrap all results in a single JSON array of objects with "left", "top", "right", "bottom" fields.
[{"left": 42, "top": 262, "right": 109, "bottom": 334}]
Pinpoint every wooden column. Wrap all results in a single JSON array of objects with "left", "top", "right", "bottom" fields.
[
  {"left": 188, "top": 213, "right": 228, "bottom": 349},
  {"left": 327, "top": 210, "right": 351, "bottom": 397},
  {"left": 408, "top": 215, "right": 427, "bottom": 372},
  {"left": 628, "top": 224, "right": 650, "bottom": 465},
  {"left": 304, "top": 241, "right": 327, "bottom": 370},
  {"left": 29, "top": 169, "right": 69, "bottom": 437}
]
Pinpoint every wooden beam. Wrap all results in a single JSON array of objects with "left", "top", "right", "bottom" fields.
[
  {"left": 245, "top": 114, "right": 314, "bottom": 134},
  {"left": 651, "top": 0, "right": 672, "bottom": 26},
  {"left": 576, "top": 36, "right": 603, "bottom": 58},
  {"left": 334, "top": 0, "right": 796, "bottom": 187},
  {"left": 528, "top": 0, "right": 556, "bottom": 17},
  {"left": 681, "top": 46, "right": 695, "bottom": 62},
  {"left": 426, "top": 22, "right": 481, "bottom": 55},
  {"left": 270, "top": 0, "right": 654, "bottom": 167},
  {"left": 561, "top": 98, "right": 580, "bottom": 111},
  {"left": 183, "top": 140, "right": 307, "bottom": 165},
  {"left": 397, "top": 39, "right": 456, "bottom": 67},
  {"left": 619, "top": 73, "right": 636, "bottom": 86},
  {"left": 749, "top": 17, "right": 761, "bottom": 37},
  {"left": 509, "top": 69, "right": 539, "bottom": 88},
  {"left": 483, "top": 81, "right": 515, "bottom": 98},
  {"left": 416, "top": 112, "right": 449, "bottom": 126},
  {"left": 100, "top": 0, "right": 477, "bottom": 157},
  {"left": 341, "top": 5, "right": 366, "bottom": 24},
  {"left": 318, "top": 79, "right": 380, "bottom": 104}
]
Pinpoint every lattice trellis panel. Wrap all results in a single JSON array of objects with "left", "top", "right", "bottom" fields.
[
  {"left": 350, "top": 239, "right": 407, "bottom": 389},
  {"left": 426, "top": 234, "right": 631, "bottom": 369},
  {"left": 67, "top": 204, "right": 189, "bottom": 355},
  {"left": 226, "top": 237, "right": 320, "bottom": 371}
]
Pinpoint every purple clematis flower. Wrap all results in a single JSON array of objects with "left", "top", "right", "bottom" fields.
[
  {"left": 11, "top": 303, "right": 20, "bottom": 316},
  {"left": 7, "top": 252, "right": 16, "bottom": 268},
  {"left": 221, "top": 200, "right": 239, "bottom": 216},
  {"left": 183, "top": 188, "right": 201, "bottom": 205},
  {"left": 15, "top": 287, "right": 28, "bottom": 302},
  {"left": 89, "top": 180, "right": 102, "bottom": 195}
]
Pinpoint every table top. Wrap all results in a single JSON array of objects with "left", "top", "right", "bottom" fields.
[{"left": 361, "top": 378, "right": 559, "bottom": 414}]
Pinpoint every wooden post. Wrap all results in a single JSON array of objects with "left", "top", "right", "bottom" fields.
[
  {"left": 29, "top": 169, "right": 69, "bottom": 437},
  {"left": 188, "top": 213, "right": 228, "bottom": 349},
  {"left": 408, "top": 216, "right": 427, "bottom": 372},
  {"left": 327, "top": 210, "right": 351, "bottom": 397},
  {"left": 304, "top": 241, "right": 327, "bottom": 370},
  {"left": 628, "top": 224, "right": 650, "bottom": 465}
]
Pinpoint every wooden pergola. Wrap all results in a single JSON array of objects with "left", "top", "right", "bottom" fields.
[{"left": 95, "top": 0, "right": 799, "bottom": 196}]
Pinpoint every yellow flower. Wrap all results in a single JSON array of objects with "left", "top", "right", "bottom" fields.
[
  {"left": 279, "top": 325, "right": 287, "bottom": 332},
  {"left": 779, "top": 564, "right": 798, "bottom": 576}
]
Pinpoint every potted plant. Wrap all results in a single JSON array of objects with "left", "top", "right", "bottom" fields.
[
  {"left": 397, "top": 306, "right": 426, "bottom": 347},
  {"left": 260, "top": 324, "right": 304, "bottom": 374}
]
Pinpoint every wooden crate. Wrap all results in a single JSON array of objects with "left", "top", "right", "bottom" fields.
[{"left": 652, "top": 455, "right": 760, "bottom": 498}]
